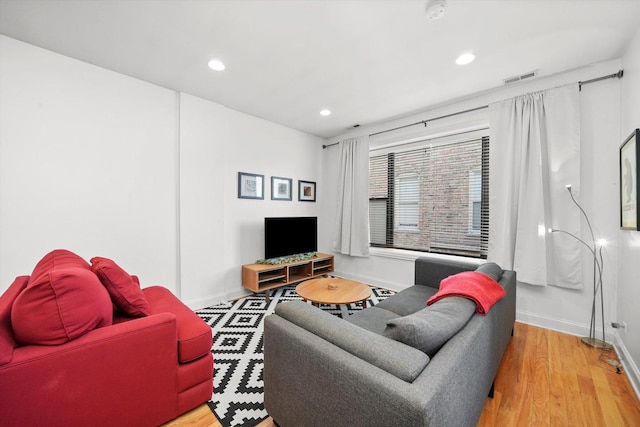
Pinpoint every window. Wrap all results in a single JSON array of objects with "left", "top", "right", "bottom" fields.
[
  {"left": 369, "top": 135, "right": 489, "bottom": 258},
  {"left": 368, "top": 198, "right": 388, "bottom": 245},
  {"left": 396, "top": 175, "right": 419, "bottom": 230},
  {"left": 469, "top": 170, "right": 481, "bottom": 234}
]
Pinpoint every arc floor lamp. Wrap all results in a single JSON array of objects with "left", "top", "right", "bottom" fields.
[{"left": 549, "top": 184, "right": 611, "bottom": 350}]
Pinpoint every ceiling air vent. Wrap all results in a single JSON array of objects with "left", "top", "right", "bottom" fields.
[{"left": 503, "top": 70, "right": 538, "bottom": 85}]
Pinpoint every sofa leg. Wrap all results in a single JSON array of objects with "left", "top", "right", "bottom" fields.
[{"left": 488, "top": 381, "right": 495, "bottom": 399}]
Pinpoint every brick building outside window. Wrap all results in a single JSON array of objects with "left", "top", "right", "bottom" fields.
[{"left": 369, "top": 135, "right": 489, "bottom": 258}]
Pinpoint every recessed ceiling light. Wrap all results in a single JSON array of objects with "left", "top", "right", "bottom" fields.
[
  {"left": 455, "top": 53, "right": 475, "bottom": 65},
  {"left": 320, "top": 109, "right": 331, "bottom": 116},
  {"left": 207, "top": 59, "right": 225, "bottom": 71}
]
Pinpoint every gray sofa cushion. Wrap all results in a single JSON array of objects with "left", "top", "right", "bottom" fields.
[
  {"left": 475, "top": 262, "right": 504, "bottom": 282},
  {"left": 383, "top": 296, "right": 476, "bottom": 356},
  {"left": 375, "top": 285, "right": 437, "bottom": 316},
  {"left": 414, "top": 257, "right": 477, "bottom": 287},
  {"left": 275, "top": 301, "right": 430, "bottom": 382},
  {"left": 345, "top": 306, "right": 399, "bottom": 335}
]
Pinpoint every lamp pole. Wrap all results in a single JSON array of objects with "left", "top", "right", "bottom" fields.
[{"left": 549, "top": 185, "right": 611, "bottom": 349}]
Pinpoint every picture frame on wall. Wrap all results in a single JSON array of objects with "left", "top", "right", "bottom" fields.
[
  {"left": 298, "top": 180, "right": 316, "bottom": 202},
  {"left": 238, "top": 172, "right": 264, "bottom": 200},
  {"left": 271, "top": 176, "right": 292, "bottom": 201},
  {"left": 620, "top": 128, "right": 640, "bottom": 230}
]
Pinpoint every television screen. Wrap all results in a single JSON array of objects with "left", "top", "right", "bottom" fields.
[{"left": 265, "top": 216, "right": 317, "bottom": 259}]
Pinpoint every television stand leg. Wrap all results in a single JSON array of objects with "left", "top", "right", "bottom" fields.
[{"left": 264, "top": 289, "right": 271, "bottom": 303}]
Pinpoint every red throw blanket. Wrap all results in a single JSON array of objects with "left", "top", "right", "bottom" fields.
[{"left": 427, "top": 271, "right": 506, "bottom": 315}]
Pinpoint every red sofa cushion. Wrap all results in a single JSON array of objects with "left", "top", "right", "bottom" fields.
[
  {"left": 29, "top": 249, "right": 91, "bottom": 281},
  {"left": 0, "top": 312, "right": 180, "bottom": 426},
  {"left": 12, "top": 268, "right": 112, "bottom": 345},
  {"left": 0, "top": 276, "right": 30, "bottom": 365},
  {"left": 90, "top": 257, "right": 151, "bottom": 317},
  {"left": 144, "top": 286, "right": 212, "bottom": 363}
]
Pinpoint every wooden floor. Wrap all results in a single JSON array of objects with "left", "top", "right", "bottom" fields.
[{"left": 164, "top": 322, "right": 640, "bottom": 427}]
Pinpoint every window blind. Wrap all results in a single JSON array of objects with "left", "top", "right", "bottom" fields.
[{"left": 369, "top": 135, "right": 489, "bottom": 258}]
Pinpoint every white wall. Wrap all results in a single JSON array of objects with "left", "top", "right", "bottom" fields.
[
  {"left": 618, "top": 26, "right": 640, "bottom": 395},
  {"left": 0, "top": 35, "right": 179, "bottom": 293},
  {"left": 0, "top": 35, "right": 327, "bottom": 307},
  {"left": 178, "top": 93, "right": 228, "bottom": 305},
  {"left": 323, "top": 60, "right": 623, "bottom": 342},
  {"left": 219, "top": 97, "right": 325, "bottom": 303}
]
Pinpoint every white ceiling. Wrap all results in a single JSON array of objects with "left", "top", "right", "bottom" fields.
[{"left": 1, "top": 0, "right": 639, "bottom": 139}]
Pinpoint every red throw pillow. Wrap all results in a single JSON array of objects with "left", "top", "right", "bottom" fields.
[
  {"left": 90, "top": 257, "right": 151, "bottom": 317},
  {"left": 11, "top": 268, "right": 112, "bottom": 345}
]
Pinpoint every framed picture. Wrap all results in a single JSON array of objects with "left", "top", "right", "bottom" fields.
[
  {"left": 238, "top": 172, "right": 264, "bottom": 199},
  {"left": 271, "top": 176, "right": 292, "bottom": 201},
  {"left": 298, "top": 180, "right": 316, "bottom": 202},
  {"left": 620, "top": 128, "right": 640, "bottom": 230}
]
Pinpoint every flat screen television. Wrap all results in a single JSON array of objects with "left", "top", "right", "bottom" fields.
[{"left": 264, "top": 216, "right": 317, "bottom": 259}]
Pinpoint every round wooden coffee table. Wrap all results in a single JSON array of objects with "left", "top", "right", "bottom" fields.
[{"left": 296, "top": 277, "right": 371, "bottom": 308}]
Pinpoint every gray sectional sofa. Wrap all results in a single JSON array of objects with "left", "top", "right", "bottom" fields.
[{"left": 263, "top": 257, "right": 516, "bottom": 427}]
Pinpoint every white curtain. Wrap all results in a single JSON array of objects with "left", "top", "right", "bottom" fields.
[
  {"left": 332, "top": 136, "right": 370, "bottom": 257},
  {"left": 489, "top": 84, "right": 582, "bottom": 288}
]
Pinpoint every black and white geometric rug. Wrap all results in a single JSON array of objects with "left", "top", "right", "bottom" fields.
[{"left": 195, "top": 284, "right": 393, "bottom": 427}]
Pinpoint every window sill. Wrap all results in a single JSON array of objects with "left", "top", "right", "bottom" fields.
[
  {"left": 394, "top": 227, "right": 420, "bottom": 234},
  {"left": 369, "top": 247, "right": 484, "bottom": 265}
]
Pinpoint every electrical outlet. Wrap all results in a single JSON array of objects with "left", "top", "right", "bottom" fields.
[{"left": 612, "top": 321, "right": 627, "bottom": 334}]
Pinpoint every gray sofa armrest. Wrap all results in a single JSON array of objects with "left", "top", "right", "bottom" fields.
[
  {"left": 403, "top": 267, "right": 517, "bottom": 427},
  {"left": 414, "top": 257, "right": 478, "bottom": 288},
  {"left": 274, "top": 301, "right": 429, "bottom": 382}
]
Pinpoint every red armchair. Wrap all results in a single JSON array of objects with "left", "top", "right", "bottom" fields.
[{"left": 0, "top": 250, "right": 213, "bottom": 427}]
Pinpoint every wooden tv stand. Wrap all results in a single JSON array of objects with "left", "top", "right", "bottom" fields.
[{"left": 241, "top": 253, "right": 334, "bottom": 302}]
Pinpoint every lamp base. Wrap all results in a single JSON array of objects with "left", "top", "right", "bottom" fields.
[{"left": 581, "top": 336, "right": 612, "bottom": 350}]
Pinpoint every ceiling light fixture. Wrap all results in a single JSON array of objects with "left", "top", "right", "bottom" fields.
[
  {"left": 320, "top": 109, "right": 331, "bottom": 116},
  {"left": 456, "top": 53, "right": 475, "bottom": 65},
  {"left": 207, "top": 59, "right": 225, "bottom": 71},
  {"left": 425, "top": 0, "right": 447, "bottom": 20}
]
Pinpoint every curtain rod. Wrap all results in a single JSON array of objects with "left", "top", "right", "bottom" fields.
[
  {"left": 322, "top": 105, "right": 488, "bottom": 148},
  {"left": 579, "top": 69, "right": 623, "bottom": 91},
  {"left": 369, "top": 105, "right": 488, "bottom": 138},
  {"left": 322, "top": 69, "right": 624, "bottom": 149}
]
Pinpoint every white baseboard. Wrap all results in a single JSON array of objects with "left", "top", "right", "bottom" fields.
[
  {"left": 331, "top": 270, "right": 407, "bottom": 292},
  {"left": 515, "top": 309, "right": 614, "bottom": 342},
  {"left": 183, "top": 288, "right": 250, "bottom": 310},
  {"left": 613, "top": 333, "right": 640, "bottom": 401}
]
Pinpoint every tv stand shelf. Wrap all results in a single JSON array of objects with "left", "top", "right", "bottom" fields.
[{"left": 242, "top": 253, "right": 334, "bottom": 302}]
